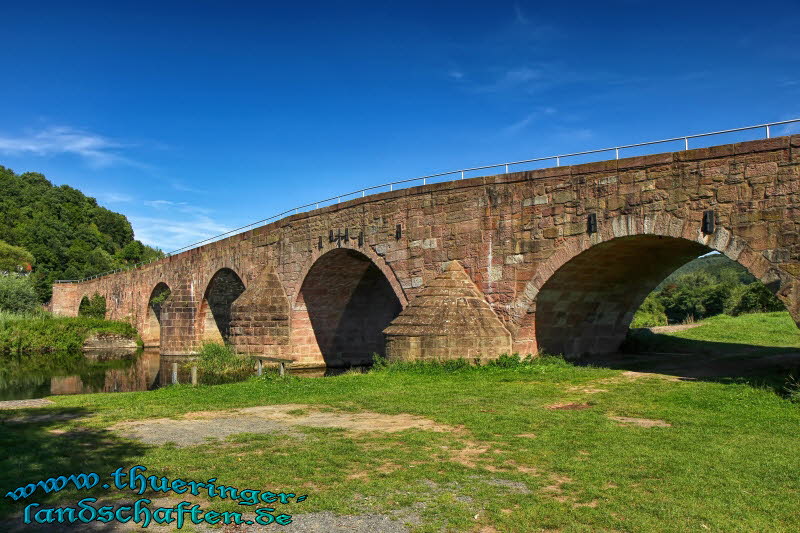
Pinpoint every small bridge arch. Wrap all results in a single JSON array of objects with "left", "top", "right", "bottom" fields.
[{"left": 143, "top": 282, "right": 171, "bottom": 347}]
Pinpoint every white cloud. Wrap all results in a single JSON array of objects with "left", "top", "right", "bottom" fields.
[
  {"left": 130, "top": 214, "right": 230, "bottom": 252},
  {"left": 477, "top": 66, "right": 543, "bottom": 93},
  {"left": 502, "top": 106, "right": 558, "bottom": 135},
  {"left": 94, "top": 192, "right": 133, "bottom": 204},
  {"left": 0, "top": 126, "right": 139, "bottom": 168},
  {"left": 144, "top": 199, "right": 212, "bottom": 215},
  {"left": 170, "top": 181, "right": 208, "bottom": 194},
  {"left": 513, "top": 3, "right": 529, "bottom": 25},
  {"left": 777, "top": 122, "right": 800, "bottom": 135}
]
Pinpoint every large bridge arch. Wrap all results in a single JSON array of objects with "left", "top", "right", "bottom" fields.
[
  {"left": 291, "top": 246, "right": 405, "bottom": 367},
  {"left": 512, "top": 213, "right": 796, "bottom": 356}
]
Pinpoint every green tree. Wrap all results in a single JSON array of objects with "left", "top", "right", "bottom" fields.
[
  {"left": 0, "top": 165, "right": 164, "bottom": 301},
  {"left": 0, "top": 240, "right": 34, "bottom": 273},
  {"left": 0, "top": 274, "right": 38, "bottom": 314},
  {"left": 78, "top": 293, "right": 107, "bottom": 319}
]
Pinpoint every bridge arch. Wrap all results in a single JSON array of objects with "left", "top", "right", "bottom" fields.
[
  {"left": 291, "top": 246, "right": 405, "bottom": 367},
  {"left": 512, "top": 213, "right": 795, "bottom": 356},
  {"left": 143, "top": 282, "right": 172, "bottom": 347},
  {"left": 78, "top": 292, "right": 107, "bottom": 319},
  {"left": 198, "top": 268, "right": 246, "bottom": 344}
]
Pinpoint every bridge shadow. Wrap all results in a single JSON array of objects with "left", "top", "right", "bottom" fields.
[
  {"left": 0, "top": 406, "right": 148, "bottom": 527},
  {"left": 570, "top": 329, "right": 800, "bottom": 397}
]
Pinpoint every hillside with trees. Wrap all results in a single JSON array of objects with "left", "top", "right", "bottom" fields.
[
  {"left": 632, "top": 253, "right": 784, "bottom": 327},
  {"left": 0, "top": 165, "right": 162, "bottom": 303}
]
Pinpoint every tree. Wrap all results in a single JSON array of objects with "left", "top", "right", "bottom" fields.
[
  {"left": 0, "top": 165, "right": 164, "bottom": 301},
  {"left": 0, "top": 240, "right": 34, "bottom": 273},
  {"left": 78, "top": 293, "right": 107, "bottom": 319},
  {"left": 0, "top": 274, "right": 38, "bottom": 314}
]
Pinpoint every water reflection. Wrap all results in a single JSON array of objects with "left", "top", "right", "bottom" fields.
[
  {"left": 158, "top": 354, "right": 199, "bottom": 386},
  {"left": 0, "top": 348, "right": 161, "bottom": 401},
  {"left": 0, "top": 347, "right": 372, "bottom": 401}
]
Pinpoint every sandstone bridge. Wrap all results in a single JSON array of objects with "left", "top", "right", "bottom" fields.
[{"left": 51, "top": 135, "right": 800, "bottom": 368}]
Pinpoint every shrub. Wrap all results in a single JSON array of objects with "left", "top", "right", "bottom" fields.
[
  {"left": 0, "top": 313, "right": 139, "bottom": 354},
  {"left": 724, "top": 283, "right": 784, "bottom": 316},
  {"left": 0, "top": 240, "right": 34, "bottom": 273},
  {"left": 631, "top": 294, "right": 668, "bottom": 328},
  {"left": 0, "top": 274, "right": 39, "bottom": 314},
  {"left": 190, "top": 343, "right": 254, "bottom": 385},
  {"left": 78, "top": 293, "right": 107, "bottom": 319},
  {"left": 635, "top": 263, "right": 784, "bottom": 325}
]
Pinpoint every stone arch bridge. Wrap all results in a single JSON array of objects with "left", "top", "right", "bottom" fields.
[{"left": 52, "top": 135, "right": 800, "bottom": 367}]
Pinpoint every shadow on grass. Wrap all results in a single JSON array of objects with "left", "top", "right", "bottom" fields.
[
  {"left": 0, "top": 406, "right": 148, "bottom": 529},
  {"left": 571, "top": 329, "right": 800, "bottom": 398}
]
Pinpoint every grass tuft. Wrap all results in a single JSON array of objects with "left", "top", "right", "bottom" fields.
[{"left": 188, "top": 342, "right": 255, "bottom": 385}]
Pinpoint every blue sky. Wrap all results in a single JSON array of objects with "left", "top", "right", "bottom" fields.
[{"left": 1, "top": 1, "right": 798, "bottom": 252}]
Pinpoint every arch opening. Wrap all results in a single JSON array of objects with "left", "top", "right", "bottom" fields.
[
  {"left": 78, "top": 293, "right": 107, "bottom": 319},
  {"left": 143, "top": 283, "right": 171, "bottom": 347},
  {"left": 200, "top": 268, "right": 245, "bottom": 344},
  {"left": 532, "top": 234, "right": 793, "bottom": 366},
  {"left": 292, "top": 248, "right": 402, "bottom": 368},
  {"left": 534, "top": 235, "right": 712, "bottom": 356}
]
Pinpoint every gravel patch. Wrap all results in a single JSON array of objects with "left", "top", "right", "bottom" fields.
[
  {"left": 0, "top": 398, "right": 55, "bottom": 410},
  {"left": 113, "top": 403, "right": 458, "bottom": 447}
]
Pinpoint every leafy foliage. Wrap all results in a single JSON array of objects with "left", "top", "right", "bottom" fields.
[
  {"left": 149, "top": 286, "right": 171, "bottom": 307},
  {"left": 632, "top": 254, "right": 784, "bottom": 326},
  {"left": 0, "top": 311, "right": 139, "bottom": 355},
  {"left": 0, "top": 166, "right": 163, "bottom": 301},
  {"left": 78, "top": 293, "right": 107, "bottom": 319},
  {"left": 0, "top": 240, "right": 34, "bottom": 273},
  {"left": 0, "top": 275, "right": 39, "bottom": 314},
  {"left": 189, "top": 342, "right": 255, "bottom": 385}
]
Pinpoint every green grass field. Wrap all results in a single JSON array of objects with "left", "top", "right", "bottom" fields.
[{"left": 1, "top": 312, "right": 799, "bottom": 532}]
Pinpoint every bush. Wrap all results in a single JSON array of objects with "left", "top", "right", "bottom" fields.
[
  {"left": 0, "top": 274, "right": 39, "bottom": 314},
  {"left": 0, "top": 312, "right": 139, "bottom": 354},
  {"left": 724, "top": 283, "right": 784, "bottom": 316},
  {"left": 190, "top": 343, "right": 255, "bottom": 385},
  {"left": 78, "top": 293, "right": 107, "bottom": 319},
  {"left": 634, "top": 262, "right": 784, "bottom": 325},
  {"left": 631, "top": 294, "right": 668, "bottom": 328},
  {"left": 0, "top": 240, "right": 34, "bottom": 273}
]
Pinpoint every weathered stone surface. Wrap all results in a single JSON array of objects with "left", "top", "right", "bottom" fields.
[
  {"left": 82, "top": 333, "right": 138, "bottom": 352},
  {"left": 50, "top": 135, "right": 800, "bottom": 362},
  {"left": 384, "top": 261, "right": 512, "bottom": 362}
]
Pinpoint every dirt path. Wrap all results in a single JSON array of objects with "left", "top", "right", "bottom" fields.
[{"left": 112, "top": 403, "right": 461, "bottom": 446}]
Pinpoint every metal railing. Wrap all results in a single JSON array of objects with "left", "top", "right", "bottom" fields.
[{"left": 55, "top": 117, "right": 800, "bottom": 283}]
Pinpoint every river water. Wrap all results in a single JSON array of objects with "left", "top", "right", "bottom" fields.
[{"left": 0, "top": 349, "right": 365, "bottom": 401}]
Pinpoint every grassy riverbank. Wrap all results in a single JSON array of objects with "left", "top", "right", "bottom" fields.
[
  {"left": 0, "top": 311, "right": 139, "bottom": 354},
  {"left": 1, "top": 312, "right": 798, "bottom": 531},
  {"left": 624, "top": 311, "right": 800, "bottom": 355}
]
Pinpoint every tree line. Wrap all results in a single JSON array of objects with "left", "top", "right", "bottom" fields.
[
  {"left": 0, "top": 165, "right": 162, "bottom": 308},
  {"left": 632, "top": 254, "right": 784, "bottom": 327}
]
